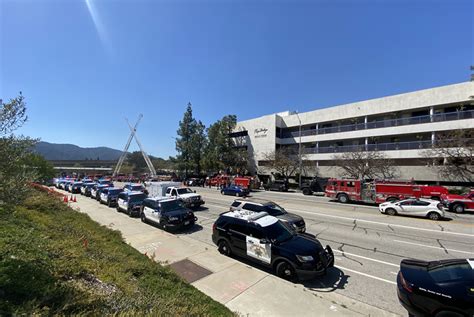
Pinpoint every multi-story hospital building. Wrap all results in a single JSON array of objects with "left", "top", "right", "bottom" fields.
[{"left": 232, "top": 81, "right": 473, "bottom": 185}]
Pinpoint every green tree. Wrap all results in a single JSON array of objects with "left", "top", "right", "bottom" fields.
[
  {"left": 191, "top": 120, "right": 206, "bottom": 175},
  {"left": 126, "top": 151, "right": 147, "bottom": 172},
  {"left": 23, "top": 153, "right": 56, "bottom": 182},
  {"left": 203, "top": 115, "right": 244, "bottom": 174},
  {"left": 0, "top": 94, "right": 38, "bottom": 205},
  {"left": 175, "top": 103, "right": 197, "bottom": 178}
]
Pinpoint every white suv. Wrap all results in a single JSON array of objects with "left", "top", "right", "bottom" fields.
[{"left": 379, "top": 198, "right": 445, "bottom": 220}]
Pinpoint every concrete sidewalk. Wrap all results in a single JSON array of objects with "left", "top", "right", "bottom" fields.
[{"left": 67, "top": 192, "right": 398, "bottom": 316}]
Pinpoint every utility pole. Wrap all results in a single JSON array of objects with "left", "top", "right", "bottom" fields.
[{"left": 295, "top": 112, "right": 302, "bottom": 188}]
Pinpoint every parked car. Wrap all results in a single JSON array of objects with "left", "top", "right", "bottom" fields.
[
  {"left": 165, "top": 186, "right": 205, "bottom": 209},
  {"left": 140, "top": 197, "right": 197, "bottom": 231},
  {"left": 442, "top": 191, "right": 474, "bottom": 214},
  {"left": 300, "top": 177, "right": 329, "bottom": 195},
  {"left": 212, "top": 210, "right": 334, "bottom": 281},
  {"left": 99, "top": 187, "right": 123, "bottom": 207},
  {"left": 80, "top": 182, "right": 95, "bottom": 196},
  {"left": 91, "top": 184, "right": 112, "bottom": 200},
  {"left": 123, "top": 183, "right": 147, "bottom": 193},
  {"left": 220, "top": 185, "right": 249, "bottom": 197},
  {"left": 397, "top": 258, "right": 474, "bottom": 317},
  {"left": 263, "top": 180, "right": 289, "bottom": 192},
  {"left": 116, "top": 191, "right": 148, "bottom": 216},
  {"left": 70, "top": 182, "right": 83, "bottom": 194},
  {"left": 379, "top": 198, "right": 445, "bottom": 220},
  {"left": 97, "top": 179, "right": 113, "bottom": 186},
  {"left": 230, "top": 198, "right": 306, "bottom": 232},
  {"left": 65, "top": 180, "right": 76, "bottom": 192}
]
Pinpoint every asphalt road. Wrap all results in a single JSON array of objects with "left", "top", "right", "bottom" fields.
[{"left": 178, "top": 187, "right": 474, "bottom": 316}]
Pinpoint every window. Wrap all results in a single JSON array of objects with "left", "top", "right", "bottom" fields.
[
  {"left": 346, "top": 181, "right": 355, "bottom": 187},
  {"left": 229, "top": 221, "right": 249, "bottom": 235},
  {"left": 248, "top": 226, "right": 264, "bottom": 239},
  {"left": 166, "top": 188, "right": 171, "bottom": 194},
  {"left": 242, "top": 203, "right": 260, "bottom": 212},
  {"left": 172, "top": 189, "right": 177, "bottom": 196},
  {"left": 400, "top": 200, "right": 413, "bottom": 206},
  {"left": 429, "top": 263, "right": 474, "bottom": 283},
  {"left": 413, "top": 200, "right": 430, "bottom": 206},
  {"left": 231, "top": 201, "right": 241, "bottom": 208}
]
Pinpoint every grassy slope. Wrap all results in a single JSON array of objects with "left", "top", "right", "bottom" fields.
[{"left": 0, "top": 189, "right": 233, "bottom": 316}]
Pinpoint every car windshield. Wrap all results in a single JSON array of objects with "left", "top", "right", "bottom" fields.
[
  {"left": 177, "top": 188, "right": 193, "bottom": 195},
  {"left": 264, "top": 203, "right": 287, "bottom": 216},
  {"left": 263, "top": 221, "right": 295, "bottom": 243},
  {"left": 129, "top": 194, "right": 147, "bottom": 202},
  {"left": 109, "top": 189, "right": 122, "bottom": 195},
  {"left": 161, "top": 200, "right": 185, "bottom": 213},
  {"left": 131, "top": 185, "right": 143, "bottom": 191}
]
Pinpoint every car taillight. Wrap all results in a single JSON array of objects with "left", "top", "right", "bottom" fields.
[{"left": 399, "top": 272, "right": 413, "bottom": 293}]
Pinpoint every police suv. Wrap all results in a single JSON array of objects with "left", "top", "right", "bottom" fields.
[
  {"left": 140, "top": 196, "right": 197, "bottom": 231},
  {"left": 116, "top": 191, "right": 148, "bottom": 216},
  {"left": 212, "top": 210, "right": 334, "bottom": 281},
  {"left": 99, "top": 187, "right": 123, "bottom": 207}
]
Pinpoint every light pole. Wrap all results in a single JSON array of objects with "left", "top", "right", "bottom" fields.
[{"left": 295, "top": 112, "right": 302, "bottom": 188}]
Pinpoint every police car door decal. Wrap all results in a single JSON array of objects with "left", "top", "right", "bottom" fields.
[{"left": 246, "top": 236, "right": 271, "bottom": 264}]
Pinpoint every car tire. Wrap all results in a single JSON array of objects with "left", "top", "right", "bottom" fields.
[
  {"left": 140, "top": 212, "right": 147, "bottom": 223},
  {"left": 220, "top": 190, "right": 224, "bottom": 195},
  {"left": 275, "top": 261, "right": 297, "bottom": 282},
  {"left": 107, "top": 200, "right": 111, "bottom": 207},
  {"left": 427, "top": 212, "right": 441, "bottom": 221},
  {"left": 236, "top": 192, "right": 240, "bottom": 197},
  {"left": 116, "top": 207, "right": 121, "bottom": 212},
  {"left": 217, "top": 240, "right": 232, "bottom": 256},
  {"left": 385, "top": 208, "right": 397, "bottom": 216},
  {"left": 302, "top": 188, "right": 312, "bottom": 195},
  {"left": 337, "top": 194, "right": 349, "bottom": 204},
  {"left": 452, "top": 203, "right": 465, "bottom": 214}
]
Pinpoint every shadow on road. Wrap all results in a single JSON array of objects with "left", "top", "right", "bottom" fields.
[{"left": 302, "top": 267, "right": 349, "bottom": 292}]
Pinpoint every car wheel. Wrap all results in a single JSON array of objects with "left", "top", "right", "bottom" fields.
[
  {"left": 107, "top": 200, "right": 111, "bottom": 207},
  {"left": 116, "top": 207, "right": 121, "bottom": 212},
  {"left": 275, "top": 261, "right": 297, "bottom": 282},
  {"left": 385, "top": 208, "right": 397, "bottom": 216},
  {"left": 337, "top": 194, "right": 349, "bottom": 203},
  {"left": 220, "top": 190, "right": 224, "bottom": 195},
  {"left": 236, "top": 192, "right": 240, "bottom": 197},
  {"left": 140, "top": 212, "right": 147, "bottom": 223},
  {"left": 217, "top": 240, "right": 231, "bottom": 256},
  {"left": 302, "top": 188, "right": 312, "bottom": 195},
  {"left": 428, "top": 212, "right": 440, "bottom": 221},
  {"left": 452, "top": 203, "right": 465, "bottom": 214}
]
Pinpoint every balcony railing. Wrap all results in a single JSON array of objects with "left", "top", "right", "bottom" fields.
[
  {"left": 280, "top": 110, "right": 474, "bottom": 139},
  {"left": 302, "top": 140, "right": 434, "bottom": 154}
]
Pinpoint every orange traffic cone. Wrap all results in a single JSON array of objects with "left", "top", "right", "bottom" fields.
[
  {"left": 73, "top": 196, "right": 77, "bottom": 202},
  {"left": 70, "top": 195, "right": 73, "bottom": 201},
  {"left": 63, "top": 195, "right": 68, "bottom": 203}
]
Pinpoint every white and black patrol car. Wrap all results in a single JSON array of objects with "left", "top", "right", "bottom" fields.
[
  {"left": 140, "top": 197, "right": 197, "bottom": 231},
  {"left": 230, "top": 199, "right": 306, "bottom": 233},
  {"left": 212, "top": 210, "right": 334, "bottom": 281},
  {"left": 99, "top": 187, "right": 123, "bottom": 207},
  {"left": 116, "top": 191, "right": 148, "bottom": 216}
]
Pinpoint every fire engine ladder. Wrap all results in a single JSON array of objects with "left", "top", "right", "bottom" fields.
[
  {"left": 113, "top": 114, "right": 143, "bottom": 177},
  {"left": 126, "top": 118, "right": 157, "bottom": 178}
]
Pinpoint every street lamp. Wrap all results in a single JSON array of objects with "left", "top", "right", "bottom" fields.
[{"left": 295, "top": 111, "right": 302, "bottom": 188}]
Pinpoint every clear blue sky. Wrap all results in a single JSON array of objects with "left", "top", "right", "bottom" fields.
[{"left": 1, "top": 0, "right": 472, "bottom": 158}]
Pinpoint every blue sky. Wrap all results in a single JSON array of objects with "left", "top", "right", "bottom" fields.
[{"left": 1, "top": 0, "right": 472, "bottom": 158}]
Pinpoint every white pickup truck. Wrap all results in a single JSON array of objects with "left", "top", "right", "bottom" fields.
[{"left": 145, "top": 181, "right": 205, "bottom": 209}]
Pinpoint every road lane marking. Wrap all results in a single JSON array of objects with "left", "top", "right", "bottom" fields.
[
  {"left": 333, "top": 250, "right": 399, "bottom": 267},
  {"left": 393, "top": 240, "right": 474, "bottom": 255},
  {"left": 336, "top": 265, "right": 397, "bottom": 285},
  {"left": 286, "top": 208, "right": 474, "bottom": 238}
]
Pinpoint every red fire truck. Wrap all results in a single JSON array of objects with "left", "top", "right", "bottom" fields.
[
  {"left": 325, "top": 179, "right": 448, "bottom": 204},
  {"left": 233, "top": 176, "right": 261, "bottom": 190},
  {"left": 206, "top": 174, "right": 231, "bottom": 187}
]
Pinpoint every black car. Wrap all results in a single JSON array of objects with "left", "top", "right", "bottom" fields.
[
  {"left": 99, "top": 187, "right": 123, "bottom": 207},
  {"left": 140, "top": 197, "right": 197, "bottom": 231},
  {"left": 70, "top": 182, "right": 83, "bottom": 194},
  {"left": 397, "top": 258, "right": 474, "bottom": 317},
  {"left": 263, "top": 180, "right": 289, "bottom": 192},
  {"left": 116, "top": 191, "right": 148, "bottom": 216},
  {"left": 230, "top": 199, "right": 306, "bottom": 233},
  {"left": 212, "top": 210, "right": 334, "bottom": 281}
]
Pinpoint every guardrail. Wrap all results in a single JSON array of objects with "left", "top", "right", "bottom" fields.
[
  {"left": 302, "top": 140, "right": 434, "bottom": 154},
  {"left": 281, "top": 110, "right": 474, "bottom": 138}
]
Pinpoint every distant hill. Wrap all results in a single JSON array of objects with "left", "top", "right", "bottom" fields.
[{"left": 34, "top": 141, "right": 124, "bottom": 161}]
